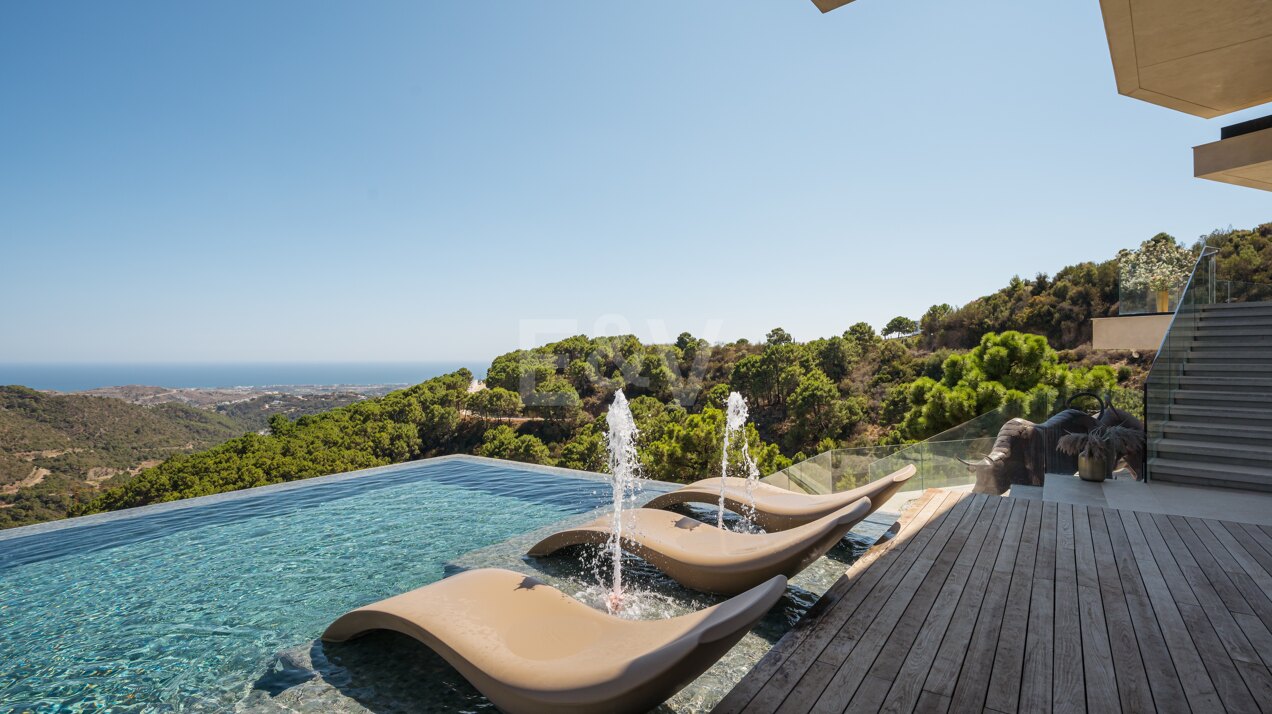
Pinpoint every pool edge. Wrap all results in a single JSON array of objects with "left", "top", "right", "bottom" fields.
[{"left": 0, "top": 455, "right": 672, "bottom": 543}]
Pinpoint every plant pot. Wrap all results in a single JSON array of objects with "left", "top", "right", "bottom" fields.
[
  {"left": 1078, "top": 453, "right": 1108, "bottom": 482},
  {"left": 1155, "top": 290, "right": 1170, "bottom": 313}
]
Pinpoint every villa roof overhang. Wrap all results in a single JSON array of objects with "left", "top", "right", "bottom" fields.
[
  {"left": 1194, "top": 121, "right": 1272, "bottom": 192},
  {"left": 810, "top": 0, "right": 855, "bottom": 12},
  {"left": 1096, "top": 0, "right": 1272, "bottom": 118}
]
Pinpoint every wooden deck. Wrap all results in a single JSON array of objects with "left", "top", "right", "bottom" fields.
[{"left": 714, "top": 489, "right": 1272, "bottom": 713}]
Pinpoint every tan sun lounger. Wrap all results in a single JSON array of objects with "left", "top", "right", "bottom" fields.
[
  {"left": 322, "top": 568, "right": 785, "bottom": 714},
  {"left": 643, "top": 464, "right": 916, "bottom": 531},
  {"left": 528, "top": 498, "right": 869, "bottom": 594}
]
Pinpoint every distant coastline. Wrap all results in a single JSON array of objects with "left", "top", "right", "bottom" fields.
[{"left": 0, "top": 362, "right": 487, "bottom": 393}]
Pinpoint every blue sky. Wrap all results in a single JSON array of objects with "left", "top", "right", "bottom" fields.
[{"left": 1, "top": 1, "right": 1267, "bottom": 364}]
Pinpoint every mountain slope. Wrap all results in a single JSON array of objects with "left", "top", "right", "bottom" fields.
[{"left": 0, "top": 386, "right": 251, "bottom": 528}]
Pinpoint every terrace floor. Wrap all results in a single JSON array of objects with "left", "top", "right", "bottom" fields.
[{"left": 713, "top": 489, "right": 1272, "bottom": 713}]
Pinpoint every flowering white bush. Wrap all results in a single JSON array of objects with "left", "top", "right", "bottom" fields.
[{"left": 1117, "top": 233, "right": 1196, "bottom": 293}]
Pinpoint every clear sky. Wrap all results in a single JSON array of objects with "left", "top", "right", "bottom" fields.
[{"left": 1, "top": 1, "right": 1267, "bottom": 364}]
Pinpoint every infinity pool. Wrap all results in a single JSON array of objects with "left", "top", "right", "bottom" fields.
[{"left": 0, "top": 456, "right": 660, "bottom": 712}]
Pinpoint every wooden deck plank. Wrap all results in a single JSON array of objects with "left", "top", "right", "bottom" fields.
[
  {"left": 1233, "top": 610, "right": 1272, "bottom": 671},
  {"left": 1135, "top": 510, "right": 1199, "bottom": 607},
  {"left": 945, "top": 495, "right": 1031, "bottom": 712},
  {"left": 984, "top": 498, "right": 1044, "bottom": 713},
  {"left": 1176, "top": 602, "right": 1261, "bottom": 713},
  {"left": 1033, "top": 500, "right": 1059, "bottom": 582},
  {"left": 1071, "top": 505, "right": 1121, "bottom": 713},
  {"left": 1018, "top": 500, "right": 1057, "bottom": 714},
  {"left": 1235, "top": 522, "right": 1272, "bottom": 563},
  {"left": 1221, "top": 521, "right": 1272, "bottom": 578},
  {"left": 721, "top": 493, "right": 1272, "bottom": 714},
  {"left": 1117, "top": 509, "right": 1223, "bottom": 712},
  {"left": 1101, "top": 507, "right": 1189, "bottom": 713},
  {"left": 912, "top": 690, "right": 950, "bottom": 714},
  {"left": 712, "top": 490, "right": 941, "bottom": 712},
  {"left": 920, "top": 498, "right": 1019, "bottom": 702},
  {"left": 1018, "top": 560, "right": 1055, "bottom": 714},
  {"left": 1204, "top": 519, "right": 1272, "bottom": 601},
  {"left": 722, "top": 491, "right": 948, "bottom": 714},
  {"left": 1151, "top": 513, "right": 1266, "bottom": 710},
  {"left": 1232, "top": 660, "right": 1272, "bottom": 714},
  {"left": 874, "top": 496, "right": 1006, "bottom": 714},
  {"left": 813, "top": 493, "right": 989, "bottom": 712},
  {"left": 1169, "top": 515, "right": 1255, "bottom": 616},
  {"left": 1158, "top": 514, "right": 1263, "bottom": 663},
  {"left": 1190, "top": 518, "right": 1254, "bottom": 577},
  {"left": 750, "top": 491, "right": 965, "bottom": 714},
  {"left": 1050, "top": 503, "right": 1084, "bottom": 714},
  {"left": 768, "top": 492, "right": 973, "bottom": 714},
  {"left": 1087, "top": 507, "right": 1155, "bottom": 713},
  {"left": 1203, "top": 520, "right": 1272, "bottom": 668}
]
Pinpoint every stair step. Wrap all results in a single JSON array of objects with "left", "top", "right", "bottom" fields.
[
  {"left": 1178, "top": 376, "right": 1272, "bottom": 392},
  {"left": 1199, "top": 310, "right": 1272, "bottom": 321},
  {"left": 1199, "top": 301, "right": 1272, "bottom": 313},
  {"left": 1186, "top": 363, "right": 1272, "bottom": 376},
  {"left": 1184, "top": 356, "right": 1272, "bottom": 366},
  {"left": 1166, "top": 404, "right": 1272, "bottom": 426},
  {"left": 1155, "top": 438, "right": 1272, "bottom": 468},
  {"left": 1197, "top": 319, "right": 1272, "bottom": 331},
  {"left": 1149, "top": 458, "right": 1272, "bottom": 491},
  {"left": 1162, "top": 421, "right": 1272, "bottom": 444},
  {"left": 1181, "top": 329, "right": 1272, "bottom": 340},
  {"left": 1187, "top": 347, "right": 1272, "bottom": 359},
  {"left": 1171, "top": 390, "right": 1272, "bottom": 406}
]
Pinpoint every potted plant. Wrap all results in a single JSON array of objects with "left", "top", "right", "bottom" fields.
[
  {"left": 1117, "top": 234, "right": 1195, "bottom": 314},
  {"left": 1056, "top": 425, "right": 1145, "bottom": 482}
]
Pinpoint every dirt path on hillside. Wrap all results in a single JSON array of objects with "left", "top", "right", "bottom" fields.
[{"left": 1, "top": 467, "right": 51, "bottom": 495}]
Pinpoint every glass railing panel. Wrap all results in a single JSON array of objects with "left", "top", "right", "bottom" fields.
[
  {"left": 1119, "top": 282, "right": 1186, "bottom": 315},
  {"left": 865, "top": 437, "right": 997, "bottom": 492},
  {"left": 1144, "top": 247, "right": 1217, "bottom": 480},
  {"left": 763, "top": 450, "right": 833, "bottom": 495},
  {"left": 1217, "top": 279, "right": 1272, "bottom": 304},
  {"left": 770, "top": 251, "right": 1233, "bottom": 493},
  {"left": 768, "top": 397, "right": 1052, "bottom": 495},
  {"left": 769, "top": 380, "right": 1148, "bottom": 497},
  {"left": 763, "top": 445, "right": 904, "bottom": 495},
  {"left": 1119, "top": 254, "right": 1192, "bottom": 315}
]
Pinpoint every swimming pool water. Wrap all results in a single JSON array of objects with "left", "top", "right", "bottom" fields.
[{"left": 0, "top": 457, "right": 639, "bottom": 712}]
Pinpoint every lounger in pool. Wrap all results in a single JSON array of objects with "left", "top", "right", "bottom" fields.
[
  {"left": 528, "top": 498, "right": 869, "bottom": 594},
  {"left": 643, "top": 464, "right": 916, "bottom": 531},
  {"left": 322, "top": 568, "right": 785, "bottom": 714}
]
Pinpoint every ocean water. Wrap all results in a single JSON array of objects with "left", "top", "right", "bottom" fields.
[
  {"left": 0, "top": 458, "right": 663, "bottom": 712},
  {"left": 0, "top": 362, "right": 486, "bottom": 392}
]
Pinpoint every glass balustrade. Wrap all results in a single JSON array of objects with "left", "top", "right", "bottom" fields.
[{"left": 764, "top": 389, "right": 1145, "bottom": 495}]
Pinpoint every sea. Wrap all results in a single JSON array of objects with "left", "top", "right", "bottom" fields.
[{"left": 0, "top": 362, "right": 487, "bottom": 393}]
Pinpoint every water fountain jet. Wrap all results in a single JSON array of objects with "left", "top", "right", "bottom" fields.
[
  {"left": 603, "top": 389, "right": 644, "bottom": 614},
  {"left": 721, "top": 392, "right": 761, "bottom": 531}
]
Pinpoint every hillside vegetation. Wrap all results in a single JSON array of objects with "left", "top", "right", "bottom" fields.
[
  {"left": 0, "top": 387, "right": 249, "bottom": 528},
  {"left": 32, "top": 223, "right": 1272, "bottom": 528}
]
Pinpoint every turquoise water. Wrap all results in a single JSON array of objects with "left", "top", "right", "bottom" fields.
[{"left": 0, "top": 458, "right": 625, "bottom": 712}]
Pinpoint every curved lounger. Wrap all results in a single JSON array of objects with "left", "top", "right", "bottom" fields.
[
  {"left": 322, "top": 568, "right": 785, "bottom": 714},
  {"left": 529, "top": 498, "right": 870, "bottom": 594},
  {"left": 643, "top": 464, "right": 916, "bottom": 532}
]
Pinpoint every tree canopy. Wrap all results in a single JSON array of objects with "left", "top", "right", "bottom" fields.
[{"left": 29, "top": 221, "right": 1257, "bottom": 529}]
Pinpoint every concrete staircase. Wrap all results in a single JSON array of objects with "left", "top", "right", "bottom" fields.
[{"left": 1151, "top": 301, "right": 1272, "bottom": 490}]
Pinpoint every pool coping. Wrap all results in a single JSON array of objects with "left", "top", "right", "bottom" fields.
[{"left": 0, "top": 454, "right": 667, "bottom": 543}]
